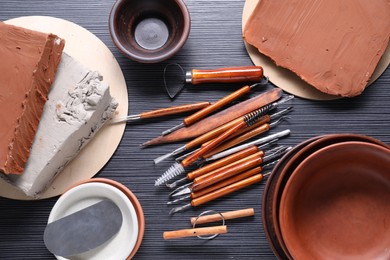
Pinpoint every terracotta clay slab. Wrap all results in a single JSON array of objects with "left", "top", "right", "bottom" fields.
[
  {"left": 242, "top": 0, "right": 390, "bottom": 100},
  {"left": 0, "top": 16, "right": 128, "bottom": 200}
]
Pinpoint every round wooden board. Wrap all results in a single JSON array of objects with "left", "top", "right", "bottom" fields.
[
  {"left": 242, "top": 0, "right": 390, "bottom": 100},
  {"left": 1, "top": 16, "right": 128, "bottom": 200}
]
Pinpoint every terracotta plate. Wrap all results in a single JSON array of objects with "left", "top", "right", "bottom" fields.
[
  {"left": 0, "top": 16, "right": 128, "bottom": 200},
  {"left": 280, "top": 141, "right": 390, "bottom": 260},
  {"left": 242, "top": 0, "right": 390, "bottom": 100}
]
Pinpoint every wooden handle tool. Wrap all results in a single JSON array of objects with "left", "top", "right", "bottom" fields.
[
  {"left": 191, "top": 173, "right": 265, "bottom": 207},
  {"left": 186, "top": 146, "right": 259, "bottom": 180},
  {"left": 143, "top": 88, "right": 282, "bottom": 146},
  {"left": 169, "top": 172, "right": 267, "bottom": 215},
  {"left": 163, "top": 226, "right": 227, "bottom": 240},
  {"left": 190, "top": 66, "right": 263, "bottom": 85},
  {"left": 111, "top": 101, "right": 210, "bottom": 123},
  {"left": 162, "top": 83, "right": 262, "bottom": 136},
  {"left": 190, "top": 208, "right": 255, "bottom": 225},
  {"left": 191, "top": 152, "right": 264, "bottom": 191}
]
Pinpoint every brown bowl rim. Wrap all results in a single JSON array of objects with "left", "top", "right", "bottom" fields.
[
  {"left": 108, "top": 0, "right": 191, "bottom": 63},
  {"left": 263, "top": 134, "right": 390, "bottom": 259},
  {"left": 279, "top": 141, "right": 390, "bottom": 259}
]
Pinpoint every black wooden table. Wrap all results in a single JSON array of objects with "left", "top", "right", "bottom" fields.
[{"left": 0, "top": 1, "right": 389, "bottom": 259}]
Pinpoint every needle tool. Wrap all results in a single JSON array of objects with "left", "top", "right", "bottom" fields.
[
  {"left": 154, "top": 95, "right": 293, "bottom": 164},
  {"left": 154, "top": 129, "right": 290, "bottom": 186},
  {"left": 168, "top": 171, "right": 272, "bottom": 215},
  {"left": 110, "top": 101, "right": 211, "bottom": 123},
  {"left": 161, "top": 82, "right": 267, "bottom": 136},
  {"left": 168, "top": 148, "right": 288, "bottom": 199}
]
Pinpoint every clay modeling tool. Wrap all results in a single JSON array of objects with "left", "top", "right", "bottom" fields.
[
  {"left": 200, "top": 108, "right": 291, "bottom": 157},
  {"left": 163, "top": 225, "right": 228, "bottom": 240},
  {"left": 154, "top": 95, "right": 293, "bottom": 164},
  {"left": 111, "top": 101, "right": 211, "bottom": 123},
  {"left": 159, "top": 105, "right": 279, "bottom": 191},
  {"left": 162, "top": 82, "right": 264, "bottom": 136},
  {"left": 190, "top": 208, "right": 255, "bottom": 225},
  {"left": 206, "top": 129, "right": 291, "bottom": 162},
  {"left": 142, "top": 88, "right": 283, "bottom": 147},
  {"left": 168, "top": 167, "right": 263, "bottom": 205},
  {"left": 172, "top": 106, "right": 291, "bottom": 163},
  {"left": 166, "top": 145, "right": 284, "bottom": 190},
  {"left": 44, "top": 200, "right": 122, "bottom": 258},
  {"left": 163, "top": 63, "right": 264, "bottom": 98},
  {"left": 168, "top": 149, "right": 286, "bottom": 199},
  {"left": 155, "top": 129, "right": 290, "bottom": 187},
  {"left": 169, "top": 171, "right": 271, "bottom": 215}
]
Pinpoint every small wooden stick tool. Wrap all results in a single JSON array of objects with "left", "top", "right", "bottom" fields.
[
  {"left": 190, "top": 208, "right": 255, "bottom": 225},
  {"left": 163, "top": 226, "right": 227, "bottom": 240}
]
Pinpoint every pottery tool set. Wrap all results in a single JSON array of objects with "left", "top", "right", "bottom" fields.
[{"left": 134, "top": 81, "right": 294, "bottom": 219}]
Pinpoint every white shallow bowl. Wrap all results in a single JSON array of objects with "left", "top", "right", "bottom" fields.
[{"left": 48, "top": 182, "right": 138, "bottom": 260}]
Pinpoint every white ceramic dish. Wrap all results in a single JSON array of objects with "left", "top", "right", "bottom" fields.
[{"left": 48, "top": 182, "right": 138, "bottom": 260}]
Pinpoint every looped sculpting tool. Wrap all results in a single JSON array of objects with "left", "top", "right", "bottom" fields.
[
  {"left": 110, "top": 101, "right": 211, "bottom": 123},
  {"left": 154, "top": 129, "right": 290, "bottom": 186},
  {"left": 161, "top": 82, "right": 266, "bottom": 136},
  {"left": 154, "top": 95, "right": 293, "bottom": 164},
  {"left": 168, "top": 171, "right": 272, "bottom": 215}
]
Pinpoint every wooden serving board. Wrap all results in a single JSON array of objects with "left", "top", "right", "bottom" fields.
[
  {"left": 0, "top": 16, "right": 128, "bottom": 200},
  {"left": 242, "top": 0, "right": 390, "bottom": 100}
]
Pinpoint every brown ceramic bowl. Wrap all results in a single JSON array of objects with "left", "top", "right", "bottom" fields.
[
  {"left": 109, "top": 0, "right": 190, "bottom": 63},
  {"left": 279, "top": 141, "right": 390, "bottom": 260},
  {"left": 262, "top": 136, "right": 320, "bottom": 259},
  {"left": 264, "top": 134, "right": 390, "bottom": 259},
  {"left": 66, "top": 178, "right": 145, "bottom": 260}
]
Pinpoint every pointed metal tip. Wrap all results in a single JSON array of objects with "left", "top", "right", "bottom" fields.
[
  {"left": 169, "top": 204, "right": 191, "bottom": 215},
  {"left": 162, "top": 123, "right": 185, "bottom": 136},
  {"left": 154, "top": 152, "right": 173, "bottom": 165},
  {"left": 167, "top": 195, "right": 191, "bottom": 205},
  {"left": 140, "top": 141, "right": 150, "bottom": 148},
  {"left": 166, "top": 177, "right": 188, "bottom": 189},
  {"left": 171, "top": 187, "right": 191, "bottom": 198}
]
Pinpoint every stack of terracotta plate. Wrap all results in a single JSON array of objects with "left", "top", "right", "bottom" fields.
[{"left": 262, "top": 134, "right": 390, "bottom": 259}]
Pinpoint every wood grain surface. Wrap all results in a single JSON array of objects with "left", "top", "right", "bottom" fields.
[{"left": 0, "top": 0, "right": 389, "bottom": 259}]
